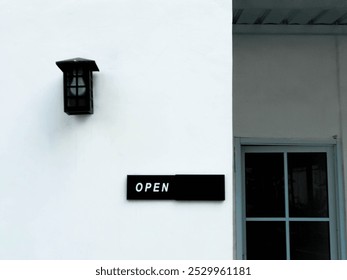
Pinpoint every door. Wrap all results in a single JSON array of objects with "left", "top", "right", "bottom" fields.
[{"left": 241, "top": 145, "right": 338, "bottom": 260}]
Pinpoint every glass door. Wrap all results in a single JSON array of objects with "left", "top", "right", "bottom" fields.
[{"left": 242, "top": 146, "right": 337, "bottom": 260}]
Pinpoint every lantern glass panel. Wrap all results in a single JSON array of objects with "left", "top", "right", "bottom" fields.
[
  {"left": 70, "top": 77, "right": 77, "bottom": 86},
  {"left": 69, "top": 87, "right": 77, "bottom": 96},
  {"left": 78, "top": 87, "right": 86, "bottom": 96},
  {"left": 77, "top": 77, "right": 85, "bottom": 86},
  {"left": 67, "top": 99, "right": 76, "bottom": 107},
  {"left": 78, "top": 98, "right": 87, "bottom": 106},
  {"left": 67, "top": 71, "right": 87, "bottom": 97}
]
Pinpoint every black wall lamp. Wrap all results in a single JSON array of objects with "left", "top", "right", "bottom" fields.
[{"left": 56, "top": 58, "right": 99, "bottom": 115}]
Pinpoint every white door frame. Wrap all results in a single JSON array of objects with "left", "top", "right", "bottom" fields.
[{"left": 234, "top": 137, "right": 347, "bottom": 260}]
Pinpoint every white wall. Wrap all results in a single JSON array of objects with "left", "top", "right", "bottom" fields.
[
  {"left": 0, "top": 0, "right": 233, "bottom": 259},
  {"left": 233, "top": 35, "right": 341, "bottom": 139}
]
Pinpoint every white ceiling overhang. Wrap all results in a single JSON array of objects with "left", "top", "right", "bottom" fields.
[{"left": 233, "top": 0, "right": 347, "bottom": 34}]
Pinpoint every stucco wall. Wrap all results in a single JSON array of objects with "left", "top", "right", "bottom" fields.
[{"left": 0, "top": 0, "right": 233, "bottom": 259}]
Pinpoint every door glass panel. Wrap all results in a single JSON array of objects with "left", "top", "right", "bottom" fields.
[
  {"left": 246, "top": 221, "right": 286, "bottom": 260},
  {"left": 290, "top": 221, "right": 330, "bottom": 260},
  {"left": 243, "top": 148, "right": 335, "bottom": 260},
  {"left": 245, "top": 153, "right": 285, "bottom": 217},
  {"left": 288, "top": 153, "right": 329, "bottom": 217}
]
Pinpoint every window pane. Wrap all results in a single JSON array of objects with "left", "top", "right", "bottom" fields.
[
  {"left": 246, "top": 221, "right": 286, "bottom": 260},
  {"left": 288, "top": 153, "right": 329, "bottom": 217},
  {"left": 245, "top": 153, "right": 285, "bottom": 217},
  {"left": 290, "top": 222, "right": 330, "bottom": 260}
]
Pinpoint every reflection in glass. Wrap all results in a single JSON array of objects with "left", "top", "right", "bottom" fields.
[
  {"left": 288, "top": 153, "right": 329, "bottom": 217},
  {"left": 245, "top": 153, "right": 285, "bottom": 217},
  {"left": 246, "top": 221, "right": 286, "bottom": 260},
  {"left": 290, "top": 222, "right": 330, "bottom": 260}
]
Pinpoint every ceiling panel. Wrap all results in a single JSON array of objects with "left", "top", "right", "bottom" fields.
[
  {"left": 289, "top": 9, "right": 325, "bottom": 24},
  {"left": 262, "top": 9, "right": 293, "bottom": 24},
  {"left": 233, "top": 0, "right": 347, "bottom": 27},
  {"left": 233, "top": 0, "right": 347, "bottom": 10},
  {"left": 237, "top": 9, "right": 267, "bottom": 24},
  {"left": 338, "top": 14, "right": 347, "bottom": 24},
  {"left": 313, "top": 9, "right": 347, "bottom": 24}
]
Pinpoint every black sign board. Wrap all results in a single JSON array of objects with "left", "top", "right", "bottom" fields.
[{"left": 127, "top": 174, "right": 225, "bottom": 201}]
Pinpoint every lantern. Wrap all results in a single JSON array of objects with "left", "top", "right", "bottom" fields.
[{"left": 56, "top": 58, "right": 99, "bottom": 115}]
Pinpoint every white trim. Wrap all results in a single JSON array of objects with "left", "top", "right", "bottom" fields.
[
  {"left": 327, "top": 146, "right": 338, "bottom": 259},
  {"left": 335, "top": 141, "right": 347, "bottom": 259},
  {"left": 233, "top": 137, "right": 244, "bottom": 259},
  {"left": 284, "top": 152, "right": 291, "bottom": 260},
  {"left": 246, "top": 217, "right": 331, "bottom": 222},
  {"left": 233, "top": 25, "right": 347, "bottom": 35},
  {"left": 239, "top": 137, "right": 337, "bottom": 146},
  {"left": 233, "top": 0, "right": 347, "bottom": 9}
]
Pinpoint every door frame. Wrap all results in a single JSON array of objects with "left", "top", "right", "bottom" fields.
[{"left": 234, "top": 137, "right": 347, "bottom": 260}]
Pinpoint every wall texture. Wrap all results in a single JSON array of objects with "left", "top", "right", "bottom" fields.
[{"left": 0, "top": 0, "right": 233, "bottom": 259}]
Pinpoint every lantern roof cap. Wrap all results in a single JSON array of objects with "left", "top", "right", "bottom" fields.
[{"left": 56, "top": 57, "right": 99, "bottom": 72}]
